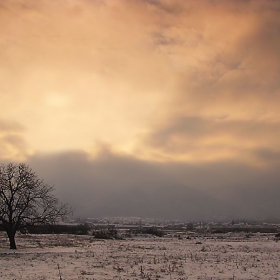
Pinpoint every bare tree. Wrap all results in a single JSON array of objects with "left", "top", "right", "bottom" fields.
[{"left": 0, "top": 163, "right": 70, "bottom": 249}]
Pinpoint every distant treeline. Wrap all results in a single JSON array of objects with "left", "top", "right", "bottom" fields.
[
  {"left": 0, "top": 223, "right": 163, "bottom": 237},
  {"left": 129, "top": 227, "right": 164, "bottom": 237},
  {"left": 211, "top": 227, "right": 278, "bottom": 233},
  {"left": 1, "top": 222, "right": 278, "bottom": 236},
  {"left": 27, "top": 224, "right": 90, "bottom": 235},
  {"left": 17, "top": 224, "right": 91, "bottom": 235}
]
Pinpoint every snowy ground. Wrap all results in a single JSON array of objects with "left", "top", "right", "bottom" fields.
[{"left": 0, "top": 232, "right": 280, "bottom": 280}]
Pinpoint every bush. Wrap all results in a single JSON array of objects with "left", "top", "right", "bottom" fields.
[
  {"left": 93, "top": 228, "right": 122, "bottom": 240},
  {"left": 130, "top": 227, "right": 164, "bottom": 237}
]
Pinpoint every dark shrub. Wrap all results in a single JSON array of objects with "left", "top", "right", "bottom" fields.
[{"left": 93, "top": 228, "right": 122, "bottom": 240}]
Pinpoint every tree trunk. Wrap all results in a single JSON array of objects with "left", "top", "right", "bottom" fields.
[{"left": 7, "top": 231, "right": 17, "bottom": 249}]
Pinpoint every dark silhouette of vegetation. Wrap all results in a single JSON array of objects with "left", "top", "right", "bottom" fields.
[
  {"left": 93, "top": 228, "right": 122, "bottom": 239},
  {"left": 0, "top": 163, "right": 70, "bottom": 249},
  {"left": 24, "top": 223, "right": 90, "bottom": 235},
  {"left": 211, "top": 227, "right": 278, "bottom": 234},
  {"left": 186, "top": 222, "right": 194, "bottom": 231},
  {"left": 130, "top": 226, "right": 164, "bottom": 237}
]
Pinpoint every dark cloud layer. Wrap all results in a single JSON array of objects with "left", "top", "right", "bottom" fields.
[{"left": 28, "top": 149, "right": 280, "bottom": 221}]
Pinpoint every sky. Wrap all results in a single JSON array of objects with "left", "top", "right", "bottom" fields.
[{"left": 0, "top": 0, "right": 280, "bottom": 221}]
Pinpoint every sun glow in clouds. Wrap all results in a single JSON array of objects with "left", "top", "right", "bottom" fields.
[
  {"left": 45, "top": 92, "right": 71, "bottom": 108},
  {"left": 0, "top": 0, "right": 279, "bottom": 165}
]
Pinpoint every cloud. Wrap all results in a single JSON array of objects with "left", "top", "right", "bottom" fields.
[
  {"left": 27, "top": 148, "right": 280, "bottom": 221},
  {"left": 253, "top": 148, "right": 280, "bottom": 164},
  {"left": 27, "top": 149, "right": 231, "bottom": 220},
  {"left": 141, "top": 0, "right": 280, "bottom": 120},
  {"left": 0, "top": 120, "right": 29, "bottom": 161},
  {"left": 0, "top": 0, "right": 176, "bottom": 154},
  {"left": 125, "top": 0, "right": 280, "bottom": 165},
  {"left": 141, "top": 116, "right": 280, "bottom": 164},
  {"left": 0, "top": 119, "right": 24, "bottom": 132},
  {"left": 0, "top": 0, "right": 279, "bottom": 162},
  {"left": 0, "top": 0, "right": 280, "bottom": 221}
]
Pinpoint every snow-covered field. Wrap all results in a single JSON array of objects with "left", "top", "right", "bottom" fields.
[{"left": 0, "top": 232, "right": 280, "bottom": 280}]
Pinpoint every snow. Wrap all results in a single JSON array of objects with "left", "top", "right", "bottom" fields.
[{"left": 0, "top": 232, "right": 280, "bottom": 279}]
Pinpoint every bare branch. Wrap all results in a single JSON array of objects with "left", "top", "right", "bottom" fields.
[{"left": 0, "top": 163, "right": 71, "bottom": 249}]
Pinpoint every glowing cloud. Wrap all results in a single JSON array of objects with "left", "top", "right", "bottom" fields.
[{"left": 0, "top": 0, "right": 279, "bottom": 165}]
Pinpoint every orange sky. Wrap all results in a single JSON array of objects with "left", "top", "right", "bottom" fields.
[{"left": 0, "top": 0, "right": 280, "bottom": 166}]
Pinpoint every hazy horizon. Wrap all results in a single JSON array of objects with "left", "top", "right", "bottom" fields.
[{"left": 1, "top": 0, "right": 280, "bottom": 221}]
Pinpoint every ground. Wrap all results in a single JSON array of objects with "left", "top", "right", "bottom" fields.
[{"left": 0, "top": 232, "right": 280, "bottom": 279}]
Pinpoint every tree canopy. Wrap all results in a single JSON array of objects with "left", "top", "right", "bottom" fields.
[{"left": 0, "top": 163, "right": 70, "bottom": 249}]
